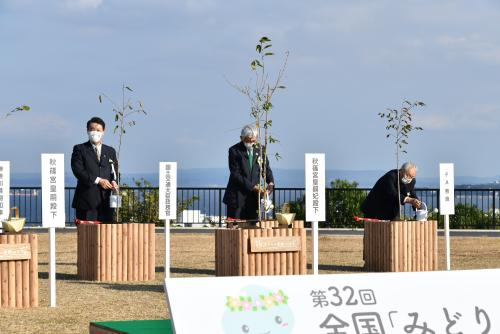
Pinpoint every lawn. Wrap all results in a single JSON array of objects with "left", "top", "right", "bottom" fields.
[{"left": 0, "top": 231, "right": 499, "bottom": 333}]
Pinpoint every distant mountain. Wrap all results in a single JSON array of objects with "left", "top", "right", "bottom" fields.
[{"left": 10, "top": 169, "right": 500, "bottom": 188}]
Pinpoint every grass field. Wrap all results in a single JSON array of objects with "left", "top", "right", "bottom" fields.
[{"left": 0, "top": 231, "right": 499, "bottom": 333}]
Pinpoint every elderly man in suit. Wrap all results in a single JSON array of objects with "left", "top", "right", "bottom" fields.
[
  {"left": 71, "top": 117, "right": 118, "bottom": 223},
  {"left": 223, "top": 125, "right": 274, "bottom": 220},
  {"left": 361, "top": 162, "right": 422, "bottom": 220}
]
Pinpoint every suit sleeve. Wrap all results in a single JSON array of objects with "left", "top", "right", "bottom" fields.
[
  {"left": 71, "top": 145, "right": 97, "bottom": 186},
  {"left": 380, "top": 173, "right": 405, "bottom": 205},
  {"left": 228, "top": 148, "right": 254, "bottom": 192},
  {"left": 408, "top": 179, "right": 418, "bottom": 200}
]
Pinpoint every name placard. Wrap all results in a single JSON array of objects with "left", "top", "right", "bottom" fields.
[
  {"left": 166, "top": 269, "right": 500, "bottom": 333},
  {"left": 0, "top": 243, "right": 31, "bottom": 261},
  {"left": 0, "top": 161, "right": 10, "bottom": 221},
  {"left": 250, "top": 236, "right": 301, "bottom": 253},
  {"left": 159, "top": 162, "right": 177, "bottom": 220},
  {"left": 305, "top": 154, "right": 325, "bottom": 222},
  {"left": 41, "top": 154, "right": 65, "bottom": 228},
  {"left": 440, "top": 163, "right": 455, "bottom": 215}
]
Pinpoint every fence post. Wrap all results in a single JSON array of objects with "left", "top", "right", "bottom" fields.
[
  {"left": 493, "top": 190, "right": 496, "bottom": 226},
  {"left": 218, "top": 188, "right": 222, "bottom": 228}
]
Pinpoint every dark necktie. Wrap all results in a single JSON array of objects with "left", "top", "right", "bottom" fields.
[{"left": 94, "top": 146, "right": 100, "bottom": 162}]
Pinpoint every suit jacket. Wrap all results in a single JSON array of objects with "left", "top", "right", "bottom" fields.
[
  {"left": 223, "top": 142, "right": 274, "bottom": 208},
  {"left": 360, "top": 169, "right": 418, "bottom": 220},
  {"left": 71, "top": 141, "right": 118, "bottom": 210}
]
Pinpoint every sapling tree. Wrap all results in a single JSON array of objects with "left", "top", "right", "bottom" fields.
[
  {"left": 231, "top": 36, "right": 289, "bottom": 221},
  {"left": 378, "top": 100, "right": 425, "bottom": 220},
  {"left": 98, "top": 84, "right": 146, "bottom": 222}
]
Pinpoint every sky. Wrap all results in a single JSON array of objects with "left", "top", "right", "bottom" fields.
[{"left": 1, "top": 0, "right": 500, "bottom": 179}]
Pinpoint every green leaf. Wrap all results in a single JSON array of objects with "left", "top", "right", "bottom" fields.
[
  {"left": 115, "top": 114, "right": 119, "bottom": 121},
  {"left": 98, "top": 95, "right": 103, "bottom": 103},
  {"left": 114, "top": 125, "right": 119, "bottom": 133},
  {"left": 259, "top": 36, "right": 271, "bottom": 43},
  {"left": 263, "top": 44, "right": 272, "bottom": 49},
  {"left": 275, "top": 152, "right": 282, "bottom": 161},
  {"left": 278, "top": 85, "right": 286, "bottom": 89},
  {"left": 125, "top": 86, "right": 133, "bottom": 92},
  {"left": 256, "top": 44, "right": 262, "bottom": 53},
  {"left": 264, "top": 52, "right": 274, "bottom": 56},
  {"left": 21, "top": 105, "right": 30, "bottom": 111}
]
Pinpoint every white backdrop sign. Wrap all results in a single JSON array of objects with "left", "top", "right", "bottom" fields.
[
  {"left": 0, "top": 161, "right": 10, "bottom": 221},
  {"left": 439, "top": 163, "right": 455, "bottom": 215},
  {"left": 305, "top": 153, "right": 325, "bottom": 222},
  {"left": 166, "top": 269, "right": 500, "bottom": 333},
  {"left": 41, "top": 154, "right": 65, "bottom": 228},
  {"left": 159, "top": 162, "right": 177, "bottom": 220}
]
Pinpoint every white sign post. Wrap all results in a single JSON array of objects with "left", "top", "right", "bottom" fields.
[
  {"left": 41, "top": 154, "right": 65, "bottom": 307},
  {"left": 159, "top": 162, "right": 177, "bottom": 279},
  {"left": 0, "top": 161, "right": 10, "bottom": 224},
  {"left": 305, "top": 154, "right": 325, "bottom": 275},
  {"left": 440, "top": 163, "right": 455, "bottom": 271}
]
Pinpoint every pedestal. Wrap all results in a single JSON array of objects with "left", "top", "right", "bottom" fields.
[
  {"left": 215, "top": 221, "right": 307, "bottom": 276},
  {"left": 0, "top": 233, "right": 38, "bottom": 308},
  {"left": 77, "top": 223, "right": 156, "bottom": 282},
  {"left": 364, "top": 220, "right": 438, "bottom": 272}
]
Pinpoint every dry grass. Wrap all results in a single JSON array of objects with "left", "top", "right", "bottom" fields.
[{"left": 0, "top": 231, "right": 499, "bottom": 333}]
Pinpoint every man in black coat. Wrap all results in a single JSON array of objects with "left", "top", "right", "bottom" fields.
[
  {"left": 361, "top": 162, "right": 422, "bottom": 220},
  {"left": 223, "top": 125, "right": 274, "bottom": 220},
  {"left": 71, "top": 117, "right": 118, "bottom": 223}
]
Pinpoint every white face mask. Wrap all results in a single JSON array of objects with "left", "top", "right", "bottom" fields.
[
  {"left": 401, "top": 176, "right": 413, "bottom": 184},
  {"left": 243, "top": 142, "right": 254, "bottom": 150},
  {"left": 88, "top": 131, "right": 103, "bottom": 144}
]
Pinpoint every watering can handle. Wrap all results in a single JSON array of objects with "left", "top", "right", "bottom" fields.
[{"left": 420, "top": 202, "right": 427, "bottom": 211}]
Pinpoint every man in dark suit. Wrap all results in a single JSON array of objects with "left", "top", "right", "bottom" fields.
[
  {"left": 361, "top": 162, "right": 422, "bottom": 220},
  {"left": 223, "top": 125, "right": 275, "bottom": 220},
  {"left": 71, "top": 117, "right": 118, "bottom": 223}
]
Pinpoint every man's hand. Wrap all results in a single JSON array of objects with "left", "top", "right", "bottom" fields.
[
  {"left": 111, "top": 181, "right": 119, "bottom": 190},
  {"left": 252, "top": 185, "right": 260, "bottom": 193},
  {"left": 408, "top": 198, "right": 422, "bottom": 209},
  {"left": 267, "top": 183, "right": 274, "bottom": 193},
  {"left": 98, "top": 178, "right": 113, "bottom": 189}
]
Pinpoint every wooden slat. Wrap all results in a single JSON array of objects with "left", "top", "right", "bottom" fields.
[
  {"left": 137, "top": 224, "right": 144, "bottom": 281},
  {"left": 117, "top": 224, "right": 123, "bottom": 281},
  {"left": 292, "top": 228, "right": 300, "bottom": 275},
  {"left": 300, "top": 227, "right": 307, "bottom": 274},
  {"left": 273, "top": 229, "right": 280, "bottom": 275},
  {"left": 29, "top": 234, "right": 38, "bottom": 307},
  {"left": 149, "top": 224, "right": 155, "bottom": 280},
  {"left": 249, "top": 229, "right": 255, "bottom": 276},
  {"left": 242, "top": 229, "right": 249, "bottom": 276},
  {"left": 255, "top": 229, "right": 261, "bottom": 276},
  {"left": 7, "top": 234, "right": 15, "bottom": 307},
  {"left": 280, "top": 228, "right": 286, "bottom": 275},
  {"left": 286, "top": 228, "right": 293, "bottom": 275}
]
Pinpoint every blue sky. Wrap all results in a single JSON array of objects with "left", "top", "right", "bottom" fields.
[{"left": 1, "top": 0, "right": 500, "bottom": 179}]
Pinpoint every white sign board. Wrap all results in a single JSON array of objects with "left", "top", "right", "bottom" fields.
[
  {"left": 166, "top": 269, "right": 500, "bottom": 333},
  {"left": 440, "top": 163, "right": 455, "bottom": 215},
  {"left": 41, "top": 154, "right": 65, "bottom": 228},
  {"left": 159, "top": 162, "right": 177, "bottom": 220},
  {"left": 0, "top": 161, "right": 10, "bottom": 221},
  {"left": 305, "top": 153, "right": 325, "bottom": 222}
]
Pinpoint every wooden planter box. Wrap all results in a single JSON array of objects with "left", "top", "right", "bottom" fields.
[
  {"left": 216, "top": 221, "right": 307, "bottom": 276},
  {"left": 0, "top": 233, "right": 38, "bottom": 308},
  {"left": 364, "top": 220, "right": 438, "bottom": 272},
  {"left": 77, "top": 223, "right": 155, "bottom": 282}
]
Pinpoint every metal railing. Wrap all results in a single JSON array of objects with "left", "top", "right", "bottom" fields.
[{"left": 7, "top": 187, "right": 500, "bottom": 228}]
